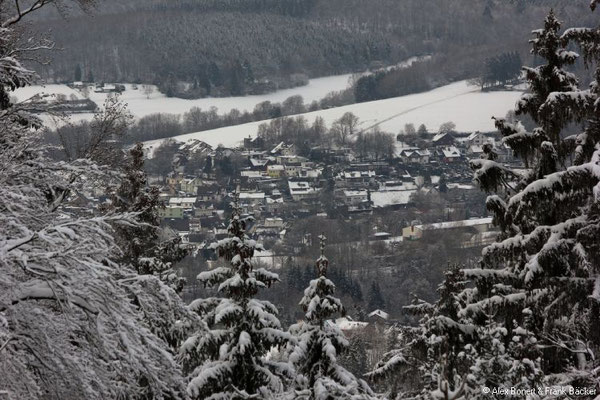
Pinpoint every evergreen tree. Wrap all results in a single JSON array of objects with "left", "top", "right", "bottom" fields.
[
  {"left": 86, "top": 68, "right": 94, "bottom": 83},
  {"left": 103, "top": 143, "right": 199, "bottom": 349},
  {"left": 467, "top": 7, "right": 600, "bottom": 393},
  {"left": 181, "top": 194, "right": 292, "bottom": 399},
  {"left": 286, "top": 235, "right": 378, "bottom": 399},
  {"left": 367, "top": 281, "right": 385, "bottom": 311},
  {"left": 74, "top": 63, "right": 82, "bottom": 81},
  {"left": 106, "top": 143, "right": 187, "bottom": 290},
  {"left": 369, "top": 265, "right": 474, "bottom": 400},
  {"left": 438, "top": 174, "right": 448, "bottom": 193}
]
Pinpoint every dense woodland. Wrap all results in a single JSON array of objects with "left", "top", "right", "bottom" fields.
[{"left": 33, "top": 0, "right": 599, "bottom": 98}]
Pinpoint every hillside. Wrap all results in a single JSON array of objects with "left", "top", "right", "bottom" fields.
[
  {"left": 143, "top": 80, "right": 523, "bottom": 152},
  {"left": 30, "top": 0, "right": 595, "bottom": 98}
]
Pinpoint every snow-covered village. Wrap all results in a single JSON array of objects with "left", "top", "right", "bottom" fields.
[{"left": 1, "top": 0, "right": 600, "bottom": 399}]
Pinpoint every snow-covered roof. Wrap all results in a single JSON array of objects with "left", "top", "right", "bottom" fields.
[
  {"left": 373, "top": 232, "right": 390, "bottom": 237},
  {"left": 240, "top": 170, "right": 264, "bottom": 178},
  {"left": 469, "top": 144, "right": 484, "bottom": 153},
  {"left": 265, "top": 217, "right": 283, "bottom": 223},
  {"left": 341, "top": 170, "right": 375, "bottom": 179},
  {"left": 288, "top": 181, "right": 316, "bottom": 195},
  {"left": 432, "top": 132, "right": 450, "bottom": 142},
  {"left": 370, "top": 190, "right": 416, "bottom": 208},
  {"left": 267, "top": 165, "right": 285, "bottom": 171},
  {"left": 179, "top": 139, "right": 212, "bottom": 154},
  {"left": 250, "top": 158, "right": 268, "bottom": 167},
  {"left": 239, "top": 192, "right": 265, "bottom": 200},
  {"left": 441, "top": 146, "right": 461, "bottom": 158},
  {"left": 400, "top": 149, "right": 431, "bottom": 158},
  {"left": 168, "top": 197, "right": 197, "bottom": 205},
  {"left": 270, "top": 142, "right": 285, "bottom": 154},
  {"left": 343, "top": 190, "right": 368, "bottom": 197},
  {"left": 368, "top": 309, "right": 390, "bottom": 320},
  {"left": 266, "top": 196, "right": 284, "bottom": 204},
  {"left": 380, "top": 181, "right": 418, "bottom": 191},
  {"left": 416, "top": 217, "right": 493, "bottom": 231},
  {"left": 334, "top": 317, "right": 368, "bottom": 331},
  {"left": 467, "top": 131, "right": 482, "bottom": 141}
]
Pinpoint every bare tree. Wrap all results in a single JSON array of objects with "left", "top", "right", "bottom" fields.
[
  {"left": 56, "top": 95, "right": 132, "bottom": 165},
  {"left": 331, "top": 111, "right": 359, "bottom": 146},
  {"left": 142, "top": 84, "right": 154, "bottom": 99},
  {"left": 0, "top": 0, "right": 95, "bottom": 28}
]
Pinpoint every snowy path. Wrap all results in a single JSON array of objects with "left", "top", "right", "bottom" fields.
[{"left": 356, "top": 87, "right": 480, "bottom": 133}]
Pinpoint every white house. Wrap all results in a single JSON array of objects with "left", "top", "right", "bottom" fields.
[
  {"left": 343, "top": 190, "right": 368, "bottom": 206},
  {"left": 288, "top": 181, "right": 317, "bottom": 201}
]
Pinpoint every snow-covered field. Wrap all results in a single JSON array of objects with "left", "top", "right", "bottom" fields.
[
  {"left": 144, "top": 80, "right": 523, "bottom": 154},
  {"left": 12, "top": 56, "right": 429, "bottom": 127},
  {"left": 13, "top": 75, "right": 352, "bottom": 126}
]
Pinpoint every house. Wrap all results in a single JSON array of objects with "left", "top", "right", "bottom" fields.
[
  {"left": 372, "top": 232, "right": 391, "bottom": 241},
  {"left": 189, "top": 218, "right": 202, "bottom": 233},
  {"left": 267, "top": 164, "right": 285, "bottom": 178},
  {"left": 194, "top": 202, "right": 216, "bottom": 217},
  {"left": 168, "top": 197, "right": 197, "bottom": 209},
  {"left": 239, "top": 192, "right": 266, "bottom": 206},
  {"left": 298, "top": 168, "right": 322, "bottom": 179},
  {"left": 241, "top": 170, "right": 265, "bottom": 181},
  {"left": 265, "top": 196, "right": 284, "bottom": 214},
  {"left": 179, "top": 139, "right": 212, "bottom": 156},
  {"left": 367, "top": 309, "right": 390, "bottom": 324},
  {"left": 494, "top": 144, "right": 514, "bottom": 163},
  {"left": 159, "top": 206, "right": 184, "bottom": 219},
  {"left": 337, "top": 170, "right": 376, "bottom": 188},
  {"left": 380, "top": 180, "right": 418, "bottom": 191},
  {"left": 398, "top": 148, "right": 431, "bottom": 164},
  {"left": 432, "top": 132, "right": 455, "bottom": 147},
  {"left": 467, "top": 144, "right": 485, "bottom": 156},
  {"left": 94, "top": 83, "right": 125, "bottom": 93},
  {"left": 270, "top": 142, "right": 295, "bottom": 156},
  {"left": 438, "top": 146, "right": 462, "bottom": 162},
  {"left": 197, "top": 184, "right": 224, "bottom": 202},
  {"left": 284, "top": 164, "right": 302, "bottom": 177},
  {"left": 180, "top": 177, "right": 203, "bottom": 194},
  {"left": 249, "top": 158, "right": 269, "bottom": 170},
  {"left": 466, "top": 131, "right": 494, "bottom": 146},
  {"left": 166, "top": 173, "right": 184, "bottom": 188},
  {"left": 244, "top": 135, "right": 265, "bottom": 149},
  {"left": 288, "top": 181, "right": 318, "bottom": 201},
  {"left": 343, "top": 190, "right": 369, "bottom": 206}
]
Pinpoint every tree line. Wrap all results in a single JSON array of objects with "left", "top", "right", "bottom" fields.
[{"left": 31, "top": 0, "right": 598, "bottom": 99}]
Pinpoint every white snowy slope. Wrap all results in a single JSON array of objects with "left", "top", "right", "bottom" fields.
[
  {"left": 12, "top": 76, "right": 353, "bottom": 126},
  {"left": 11, "top": 56, "right": 429, "bottom": 126},
  {"left": 144, "top": 80, "right": 523, "bottom": 154}
]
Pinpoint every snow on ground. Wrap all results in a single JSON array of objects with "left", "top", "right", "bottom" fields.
[
  {"left": 12, "top": 75, "right": 354, "bottom": 126},
  {"left": 11, "top": 56, "right": 429, "bottom": 128},
  {"left": 144, "top": 80, "right": 523, "bottom": 154}
]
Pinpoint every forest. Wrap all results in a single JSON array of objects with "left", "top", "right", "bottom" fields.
[{"left": 33, "top": 0, "right": 599, "bottom": 97}]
